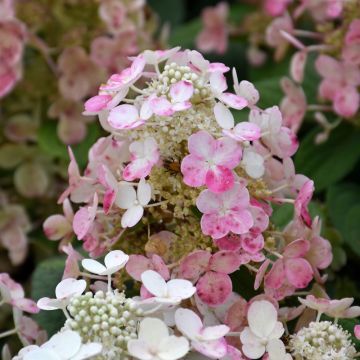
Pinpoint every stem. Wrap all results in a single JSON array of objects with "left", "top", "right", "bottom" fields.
[
  {"left": 316, "top": 311, "right": 322, "bottom": 322},
  {"left": 107, "top": 274, "right": 112, "bottom": 293},
  {"left": 270, "top": 183, "right": 289, "bottom": 194},
  {"left": 145, "top": 200, "right": 169, "bottom": 208},
  {"left": 154, "top": 63, "right": 161, "bottom": 76},
  {"left": 62, "top": 307, "right": 71, "bottom": 320},
  {"left": 271, "top": 198, "right": 295, "bottom": 204},
  {"left": 79, "top": 272, "right": 107, "bottom": 280},
  {"left": 130, "top": 84, "right": 145, "bottom": 95},
  {"left": 0, "top": 328, "right": 17, "bottom": 339},
  {"left": 307, "top": 104, "right": 332, "bottom": 112},
  {"left": 264, "top": 247, "right": 283, "bottom": 259},
  {"left": 293, "top": 29, "right": 323, "bottom": 39},
  {"left": 244, "top": 263, "right": 258, "bottom": 273}
]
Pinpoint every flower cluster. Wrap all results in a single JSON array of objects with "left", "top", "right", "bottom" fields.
[
  {"left": 196, "top": 0, "right": 360, "bottom": 140},
  {"left": 2, "top": 47, "right": 359, "bottom": 359}
]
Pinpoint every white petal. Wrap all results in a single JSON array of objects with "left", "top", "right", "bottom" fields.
[
  {"left": 267, "top": 339, "right": 288, "bottom": 360},
  {"left": 115, "top": 184, "right": 137, "bottom": 209},
  {"left": 170, "top": 81, "right": 194, "bottom": 103},
  {"left": 82, "top": 259, "right": 107, "bottom": 275},
  {"left": 104, "top": 250, "right": 129, "bottom": 274},
  {"left": 121, "top": 205, "right": 144, "bottom": 228},
  {"left": 37, "top": 297, "right": 64, "bottom": 310},
  {"left": 167, "top": 279, "right": 196, "bottom": 300},
  {"left": 141, "top": 270, "right": 167, "bottom": 298},
  {"left": 138, "top": 317, "right": 169, "bottom": 348},
  {"left": 55, "top": 278, "right": 86, "bottom": 299},
  {"left": 200, "top": 325, "right": 229, "bottom": 341},
  {"left": 42, "top": 330, "right": 81, "bottom": 358},
  {"left": 210, "top": 72, "right": 227, "bottom": 94},
  {"left": 158, "top": 336, "right": 190, "bottom": 360},
  {"left": 72, "top": 343, "right": 103, "bottom": 360},
  {"left": 175, "top": 308, "right": 202, "bottom": 340},
  {"left": 240, "top": 327, "right": 265, "bottom": 359},
  {"left": 127, "top": 340, "right": 153, "bottom": 360},
  {"left": 214, "top": 103, "right": 234, "bottom": 130},
  {"left": 247, "top": 300, "right": 278, "bottom": 339},
  {"left": 23, "top": 348, "right": 61, "bottom": 360},
  {"left": 137, "top": 178, "right": 152, "bottom": 206}
]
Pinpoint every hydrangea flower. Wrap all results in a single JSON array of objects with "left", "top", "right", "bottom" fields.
[
  {"left": 179, "top": 250, "right": 241, "bottom": 305},
  {"left": 196, "top": 183, "right": 253, "bottom": 239},
  {"left": 175, "top": 308, "right": 229, "bottom": 359},
  {"left": 240, "top": 300, "right": 285, "bottom": 359},
  {"left": 0, "top": 273, "right": 38, "bottom": 313},
  {"left": 128, "top": 317, "right": 190, "bottom": 360},
  {"left": 13, "top": 330, "right": 102, "bottom": 360},
  {"left": 265, "top": 239, "right": 313, "bottom": 290},
  {"left": 181, "top": 130, "right": 242, "bottom": 193},
  {"left": 37, "top": 278, "right": 86, "bottom": 312},
  {"left": 141, "top": 270, "right": 196, "bottom": 305}
]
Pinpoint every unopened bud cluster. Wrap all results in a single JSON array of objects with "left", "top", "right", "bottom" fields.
[
  {"left": 290, "top": 321, "right": 356, "bottom": 360},
  {"left": 65, "top": 290, "right": 141, "bottom": 360}
]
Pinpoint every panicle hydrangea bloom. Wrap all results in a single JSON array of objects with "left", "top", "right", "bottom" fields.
[{"left": 34, "top": 47, "right": 351, "bottom": 360}]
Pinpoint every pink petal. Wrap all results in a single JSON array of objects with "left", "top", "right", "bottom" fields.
[
  {"left": 170, "top": 80, "right": 194, "bottom": 102},
  {"left": 264, "top": 260, "right": 285, "bottom": 289},
  {"left": 210, "top": 72, "right": 227, "bottom": 93},
  {"left": 123, "top": 158, "right": 153, "bottom": 181},
  {"left": 196, "top": 190, "right": 222, "bottom": 214},
  {"left": 196, "top": 271, "right": 232, "bottom": 306},
  {"left": 108, "top": 104, "right": 141, "bottom": 129},
  {"left": 209, "top": 251, "right": 241, "bottom": 274},
  {"left": 14, "top": 298, "right": 40, "bottom": 314},
  {"left": 181, "top": 155, "right": 208, "bottom": 187},
  {"left": 254, "top": 259, "right": 271, "bottom": 290},
  {"left": 43, "top": 215, "right": 72, "bottom": 241},
  {"left": 201, "top": 213, "right": 230, "bottom": 239},
  {"left": 171, "top": 101, "right": 192, "bottom": 112},
  {"left": 333, "top": 85, "right": 360, "bottom": 118},
  {"left": 213, "top": 137, "right": 242, "bottom": 168},
  {"left": 224, "top": 209, "right": 254, "bottom": 235},
  {"left": 179, "top": 250, "right": 211, "bottom": 282},
  {"left": 219, "top": 93, "right": 248, "bottom": 110},
  {"left": 224, "top": 122, "right": 261, "bottom": 142},
  {"left": 84, "top": 95, "right": 112, "bottom": 113},
  {"left": 214, "top": 102, "right": 234, "bottom": 130},
  {"left": 215, "top": 234, "right": 242, "bottom": 251},
  {"left": 192, "top": 338, "right": 228, "bottom": 359},
  {"left": 285, "top": 258, "right": 313, "bottom": 288},
  {"left": 315, "top": 55, "right": 342, "bottom": 80},
  {"left": 73, "top": 194, "right": 98, "bottom": 240},
  {"left": 208, "top": 63, "right": 230, "bottom": 73},
  {"left": 290, "top": 51, "right": 307, "bottom": 83},
  {"left": 126, "top": 255, "right": 151, "bottom": 281},
  {"left": 188, "top": 130, "right": 216, "bottom": 159},
  {"left": 150, "top": 96, "right": 174, "bottom": 116},
  {"left": 151, "top": 255, "right": 170, "bottom": 281},
  {"left": 354, "top": 325, "right": 360, "bottom": 340},
  {"left": 205, "top": 166, "right": 235, "bottom": 193},
  {"left": 283, "top": 239, "right": 310, "bottom": 258},
  {"left": 241, "top": 233, "right": 264, "bottom": 254}
]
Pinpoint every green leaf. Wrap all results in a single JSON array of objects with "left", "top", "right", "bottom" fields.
[
  {"left": 38, "top": 122, "right": 101, "bottom": 169},
  {"left": 345, "top": 204, "right": 360, "bottom": 256},
  {"left": 252, "top": 77, "right": 283, "bottom": 109},
  {"left": 295, "top": 124, "right": 360, "bottom": 191},
  {"left": 327, "top": 183, "right": 360, "bottom": 237},
  {"left": 271, "top": 203, "right": 293, "bottom": 229},
  {"left": 31, "top": 257, "right": 66, "bottom": 336},
  {"left": 327, "top": 183, "right": 360, "bottom": 256},
  {"left": 37, "top": 122, "right": 68, "bottom": 160},
  {"left": 148, "top": 0, "right": 185, "bottom": 27},
  {"left": 169, "top": 19, "right": 202, "bottom": 48}
]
